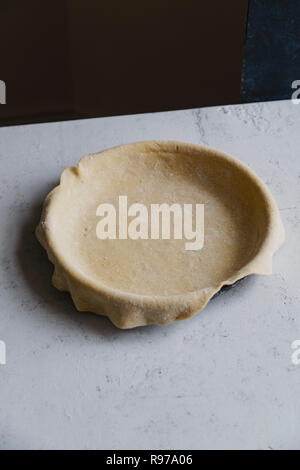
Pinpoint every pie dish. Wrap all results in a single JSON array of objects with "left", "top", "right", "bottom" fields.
[{"left": 36, "top": 141, "right": 284, "bottom": 328}]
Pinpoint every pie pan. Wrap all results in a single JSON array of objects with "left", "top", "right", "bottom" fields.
[{"left": 36, "top": 141, "right": 284, "bottom": 328}]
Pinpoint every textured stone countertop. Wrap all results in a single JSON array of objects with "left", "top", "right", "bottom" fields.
[{"left": 0, "top": 100, "right": 299, "bottom": 450}]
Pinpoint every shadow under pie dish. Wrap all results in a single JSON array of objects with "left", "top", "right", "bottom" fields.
[{"left": 36, "top": 141, "right": 285, "bottom": 329}]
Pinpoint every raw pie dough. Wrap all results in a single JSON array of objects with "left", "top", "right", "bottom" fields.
[{"left": 36, "top": 141, "right": 284, "bottom": 328}]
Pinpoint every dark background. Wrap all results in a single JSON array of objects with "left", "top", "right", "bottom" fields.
[
  {"left": 242, "top": 0, "right": 300, "bottom": 103},
  {"left": 0, "top": 0, "right": 299, "bottom": 126}
]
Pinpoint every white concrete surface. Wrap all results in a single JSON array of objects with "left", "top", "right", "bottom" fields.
[{"left": 0, "top": 100, "right": 299, "bottom": 450}]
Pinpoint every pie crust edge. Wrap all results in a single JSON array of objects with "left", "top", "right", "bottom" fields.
[{"left": 36, "top": 141, "right": 285, "bottom": 329}]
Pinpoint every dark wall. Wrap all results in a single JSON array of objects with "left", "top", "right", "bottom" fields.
[
  {"left": 0, "top": 0, "right": 248, "bottom": 126},
  {"left": 0, "top": 1, "right": 73, "bottom": 123},
  {"left": 242, "top": 0, "right": 300, "bottom": 102},
  {"left": 68, "top": 0, "right": 248, "bottom": 117}
]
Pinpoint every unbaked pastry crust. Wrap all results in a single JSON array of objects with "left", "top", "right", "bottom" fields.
[{"left": 36, "top": 141, "right": 285, "bottom": 328}]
